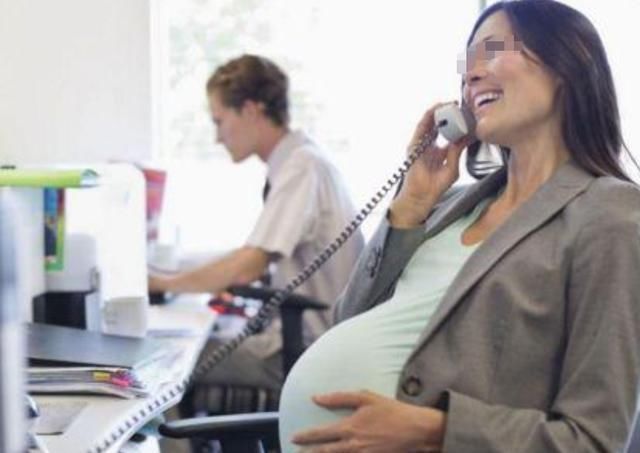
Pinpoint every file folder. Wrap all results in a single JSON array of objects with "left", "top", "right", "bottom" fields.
[
  {"left": 27, "top": 322, "right": 167, "bottom": 369},
  {"left": 27, "top": 323, "right": 179, "bottom": 398}
]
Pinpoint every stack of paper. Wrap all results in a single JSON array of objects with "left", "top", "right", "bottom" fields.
[
  {"left": 27, "top": 323, "right": 181, "bottom": 399},
  {"left": 28, "top": 354, "right": 179, "bottom": 399}
]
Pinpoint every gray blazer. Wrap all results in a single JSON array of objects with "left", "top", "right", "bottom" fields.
[{"left": 334, "top": 160, "right": 640, "bottom": 452}]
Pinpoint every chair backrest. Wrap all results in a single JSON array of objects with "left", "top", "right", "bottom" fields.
[{"left": 228, "top": 285, "right": 328, "bottom": 376}]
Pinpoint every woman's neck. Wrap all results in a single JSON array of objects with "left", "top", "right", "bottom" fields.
[{"left": 498, "top": 128, "right": 570, "bottom": 210}]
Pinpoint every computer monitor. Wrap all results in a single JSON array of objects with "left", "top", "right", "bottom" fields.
[{"left": 0, "top": 188, "right": 26, "bottom": 453}]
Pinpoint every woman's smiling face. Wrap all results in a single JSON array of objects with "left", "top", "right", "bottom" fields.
[{"left": 462, "top": 11, "right": 562, "bottom": 148}]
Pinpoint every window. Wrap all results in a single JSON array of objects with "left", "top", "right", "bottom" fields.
[{"left": 154, "top": 0, "right": 481, "bottom": 255}]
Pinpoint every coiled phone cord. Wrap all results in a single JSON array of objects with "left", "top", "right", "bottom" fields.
[{"left": 88, "top": 128, "right": 439, "bottom": 453}]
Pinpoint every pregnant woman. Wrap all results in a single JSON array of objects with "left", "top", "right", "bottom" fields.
[{"left": 279, "top": 1, "right": 640, "bottom": 451}]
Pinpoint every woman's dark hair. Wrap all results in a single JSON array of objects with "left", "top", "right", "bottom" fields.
[
  {"left": 465, "top": 0, "right": 631, "bottom": 182},
  {"left": 206, "top": 54, "right": 290, "bottom": 127}
]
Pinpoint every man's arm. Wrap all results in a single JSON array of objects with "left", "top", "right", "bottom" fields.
[{"left": 149, "top": 246, "right": 270, "bottom": 294}]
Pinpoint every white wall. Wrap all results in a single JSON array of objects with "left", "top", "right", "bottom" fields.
[{"left": 0, "top": 0, "right": 152, "bottom": 165}]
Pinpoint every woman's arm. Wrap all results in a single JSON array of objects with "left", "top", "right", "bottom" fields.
[{"left": 334, "top": 102, "right": 470, "bottom": 324}]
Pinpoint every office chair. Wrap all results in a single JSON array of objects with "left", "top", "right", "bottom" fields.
[
  {"left": 160, "top": 410, "right": 277, "bottom": 453},
  {"left": 185, "top": 285, "right": 327, "bottom": 415},
  {"left": 161, "top": 285, "right": 327, "bottom": 452},
  {"left": 227, "top": 285, "right": 327, "bottom": 377}
]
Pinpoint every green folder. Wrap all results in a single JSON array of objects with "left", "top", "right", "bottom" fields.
[{"left": 0, "top": 169, "right": 99, "bottom": 188}]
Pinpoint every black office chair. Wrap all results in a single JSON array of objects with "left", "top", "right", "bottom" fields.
[
  {"left": 227, "top": 285, "right": 328, "bottom": 378},
  {"left": 161, "top": 285, "right": 327, "bottom": 452},
  {"left": 160, "top": 411, "right": 278, "bottom": 453}
]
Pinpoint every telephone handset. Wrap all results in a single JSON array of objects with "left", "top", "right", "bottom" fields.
[
  {"left": 89, "top": 103, "right": 475, "bottom": 453},
  {"left": 434, "top": 102, "right": 476, "bottom": 143}
]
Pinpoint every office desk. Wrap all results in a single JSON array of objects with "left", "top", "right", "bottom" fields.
[{"left": 33, "top": 295, "right": 216, "bottom": 453}]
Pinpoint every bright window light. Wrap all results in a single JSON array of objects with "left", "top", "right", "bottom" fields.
[{"left": 154, "top": 0, "right": 480, "bottom": 254}]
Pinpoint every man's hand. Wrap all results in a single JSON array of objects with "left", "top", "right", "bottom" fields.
[
  {"left": 148, "top": 272, "right": 174, "bottom": 293},
  {"left": 292, "top": 390, "right": 446, "bottom": 452}
]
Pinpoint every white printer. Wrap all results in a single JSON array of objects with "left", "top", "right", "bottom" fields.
[{"left": 2, "top": 163, "right": 149, "bottom": 337}]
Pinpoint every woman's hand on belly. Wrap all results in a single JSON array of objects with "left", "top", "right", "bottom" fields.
[{"left": 291, "top": 390, "right": 445, "bottom": 452}]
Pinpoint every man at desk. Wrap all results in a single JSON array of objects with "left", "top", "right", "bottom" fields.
[{"left": 149, "top": 54, "right": 364, "bottom": 413}]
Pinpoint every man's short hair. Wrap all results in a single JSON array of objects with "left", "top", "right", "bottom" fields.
[{"left": 207, "top": 54, "right": 290, "bottom": 127}]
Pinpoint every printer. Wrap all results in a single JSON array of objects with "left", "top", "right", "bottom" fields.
[{"left": 3, "top": 163, "right": 149, "bottom": 337}]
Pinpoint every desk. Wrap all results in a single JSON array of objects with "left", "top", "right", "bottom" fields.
[{"left": 33, "top": 295, "right": 216, "bottom": 453}]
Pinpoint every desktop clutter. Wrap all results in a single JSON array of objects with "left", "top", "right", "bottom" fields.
[{"left": 0, "top": 164, "right": 177, "bottom": 450}]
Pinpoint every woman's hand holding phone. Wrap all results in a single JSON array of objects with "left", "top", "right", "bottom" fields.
[{"left": 390, "top": 102, "right": 472, "bottom": 228}]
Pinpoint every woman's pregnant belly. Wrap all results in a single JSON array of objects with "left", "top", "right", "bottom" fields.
[{"left": 278, "top": 297, "right": 430, "bottom": 452}]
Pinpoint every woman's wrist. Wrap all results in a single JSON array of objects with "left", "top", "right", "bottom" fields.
[
  {"left": 414, "top": 407, "right": 446, "bottom": 451},
  {"left": 389, "top": 194, "right": 437, "bottom": 228}
]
